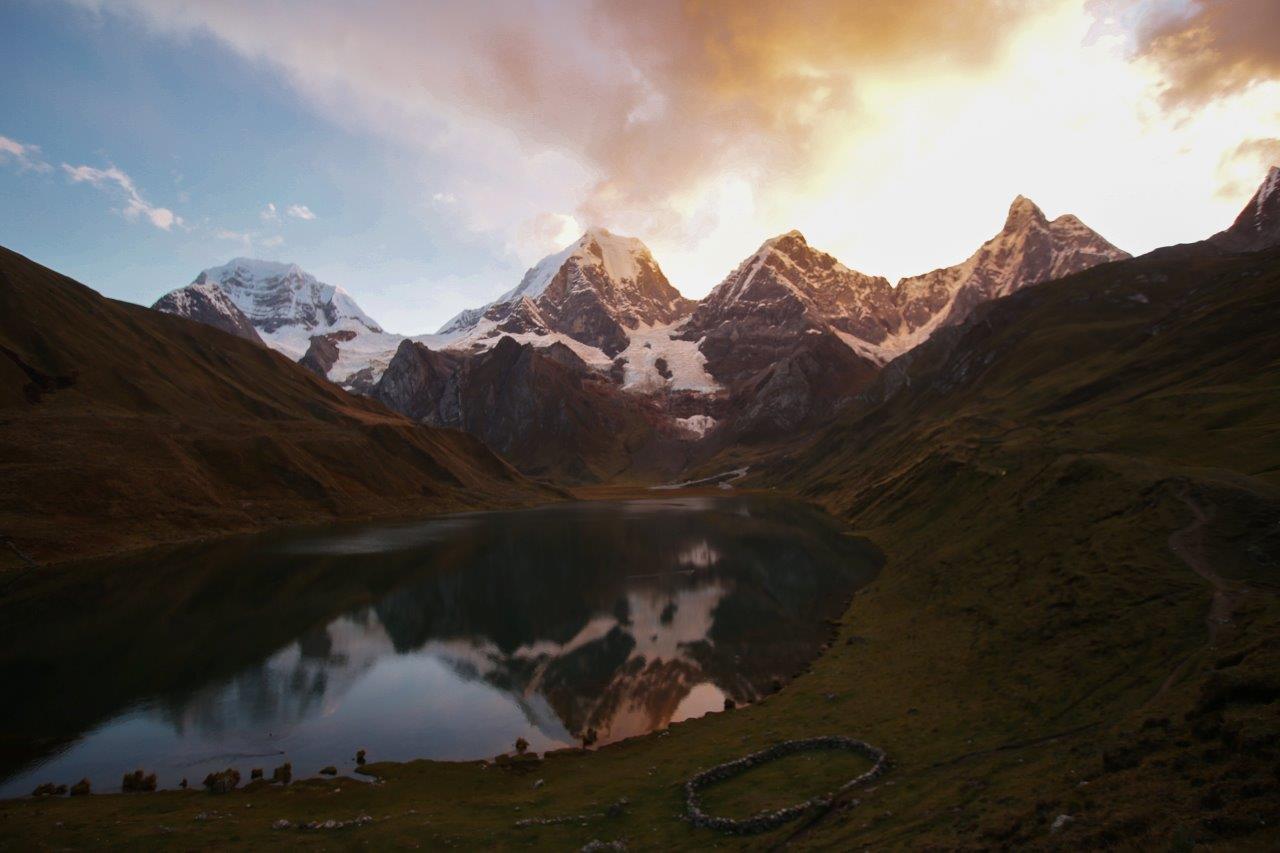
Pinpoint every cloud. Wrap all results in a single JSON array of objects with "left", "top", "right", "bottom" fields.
[
  {"left": 0, "top": 134, "right": 52, "bottom": 173},
  {"left": 214, "top": 227, "right": 249, "bottom": 241},
  {"left": 260, "top": 201, "right": 279, "bottom": 221},
  {"left": 516, "top": 212, "right": 583, "bottom": 260},
  {"left": 286, "top": 203, "right": 316, "bottom": 220},
  {"left": 72, "top": 1, "right": 1027, "bottom": 248},
  {"left": 1216, "top": 137, "right": 1280, "bottom": 199},
  {"left": 62, "top": 162, "right": 181, "bottom": 230},
  {"left": 1116, "top": 0, "right": 1280, "bottom": 107},
  {"left": 432, "top": 192, "right": 457, "bottom": 204},
  {"left": 215, "top": 226, "right": 284, "bottom": 252},
  {"left": 65, "top": 0, "right": 1280, "bottom": 292}
]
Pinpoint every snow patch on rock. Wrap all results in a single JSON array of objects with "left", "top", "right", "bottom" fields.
[{"left": 620, "top": 324, "right": 720, "bottom": 393}]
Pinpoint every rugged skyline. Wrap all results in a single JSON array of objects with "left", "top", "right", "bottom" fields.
[{"left": 0, "top": 1, "right": 1278, "bottom": 334}]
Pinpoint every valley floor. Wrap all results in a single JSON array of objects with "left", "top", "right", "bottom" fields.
[
  {"left": 2, "top": 247, "right": 1278, "bottom": 849},
  {"left": 1, "top": 445, "right": 1277, "bottom": 850}
]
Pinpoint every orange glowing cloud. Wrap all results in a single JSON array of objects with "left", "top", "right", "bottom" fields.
[{"left": 69, "top": 0, "right": 1280, "bottom": 296}]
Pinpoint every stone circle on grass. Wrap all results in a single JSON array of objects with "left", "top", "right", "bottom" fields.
[{"left": 684, "top": 735, "right": 889, "bottom": 835}]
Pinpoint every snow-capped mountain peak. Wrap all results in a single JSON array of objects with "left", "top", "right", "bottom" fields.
[
  {"left": 155, "top": 258, "right": 385, "bottom": 362},
  {"left": 495, "top": 228, "right": 656, "bottom": 306},
  {"left": 439, "top": 228, "right": 693, "bottom": 356},
  {"left": 151, "top": 280, "right": 265, "bottom": 344},
  {"left": 1211, "top": 165, "right": 1280, "bottom": 253}
]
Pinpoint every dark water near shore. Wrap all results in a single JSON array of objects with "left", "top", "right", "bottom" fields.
[{"left": 0, "top": 496, "right": 879, "bottom": 796}]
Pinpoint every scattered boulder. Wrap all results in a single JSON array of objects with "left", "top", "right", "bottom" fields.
[
  {"left": 203, "top": 769, "right": 241, "bottom": 794},
  {"left": 271, "top": 763, "right": 293, "bottom": 785},
  {"left": 1051, "top": 814, "right": 1074, "bottom": 834},
  {"left": 320, "top": 766, "right": 338, "bottom": 776},
  {"left": 533, "top": 778, "right": 545, "bottom": 789},
  {"left": 69, "top": 779, "right": 90, "bottom": 797},
  {"left": 122, "top": 770, "right": 157, "bottom": 793},
  {"left": 272, "top": 819, "right": 292, "bottom": 830},
  {"left": 32, "top": 783, "right": 66, "bottom": 797}
]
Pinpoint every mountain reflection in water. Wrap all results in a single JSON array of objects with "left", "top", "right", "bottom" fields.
[{"left": 0, "top": 496, "right": 880, "bottom": 795}]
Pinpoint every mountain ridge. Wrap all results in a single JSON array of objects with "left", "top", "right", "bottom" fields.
[{"left": 0, "top": 245, "right": 550, "bottom": 567}]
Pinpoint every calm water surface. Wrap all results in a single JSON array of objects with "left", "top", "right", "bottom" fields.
[{"left": 0, "top": 496, "right": 879, "bottom": 796}]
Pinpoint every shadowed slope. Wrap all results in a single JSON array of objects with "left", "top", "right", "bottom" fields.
[
  {"left": 0, "top": 246, "right": 549, "bottom": 567},
  {"left": 754, "top": 241, "right": 1280, "bottom": 847}
]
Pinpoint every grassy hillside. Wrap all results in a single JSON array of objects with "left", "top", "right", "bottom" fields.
[
  {"left": 0, "top": 247, "right": 552, "bottom": 568},
  {"left": 0, "top": 244, "right": 1276, "bottom": 849},
  {"left": 751, "top": 241, "right": 1280, "bottom": 847}
]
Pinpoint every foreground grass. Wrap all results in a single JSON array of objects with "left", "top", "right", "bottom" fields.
[{"left": 2, "top": 247, "right": 1278, "bottom": 849}]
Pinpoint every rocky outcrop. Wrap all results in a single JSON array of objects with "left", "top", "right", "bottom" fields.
[
  {"left": 373, "top": 335, "right": 690, "bottom": 481},
  {"left": 725, "top": 332, "right": 879, "bottom": 441},
  {"left": 151, "top": 282, "right": 264, "bottom": 344},
  {"left": 299, "top": 329, "right": 358, "bottom": 378},
  {"left": 1210, "top": 166, "right": 1280, "bottom": 253},
  {"left": 370, "top": 339, "right": 464, "bottom": 422}
]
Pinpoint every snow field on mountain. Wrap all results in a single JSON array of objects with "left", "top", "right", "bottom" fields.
[{"left": 620, "top": 324, "right": 720, "bottom": 393}]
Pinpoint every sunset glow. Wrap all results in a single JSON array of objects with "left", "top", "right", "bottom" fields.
[{"left": 2, "top": 0, "right": 1279, "bottom": 327}]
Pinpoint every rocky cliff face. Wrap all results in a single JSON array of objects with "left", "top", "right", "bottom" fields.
[
  {"left": 373, "top": 335, "right": 695, "bottom": 482},
  {"left": 440, "top": 228, "right": 694, "bottom": 356},
  {"left": 1211, "top": 166, "right": 1280, "bottom": 253},
  {"left": 150, "top": 282, "right": 264, "bottom": 345},
  {"left": 298, "top": 330, "right": 359, "bottom": 378},
  {"left": 665, "top": 198, "right": 1126, "bottom": 440},
  {"left": 895, "top": 196, "right": 1131, "bottom": 342},
  {"left": 678, "top": 231, "right": 895, "bottom": 387}
]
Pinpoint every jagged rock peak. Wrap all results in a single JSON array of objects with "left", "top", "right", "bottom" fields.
[
  {"left": 437, "top": 227, "right": 692, "bottom": 356},
  {"left": 1210, "top": 165, "right": 1280, "bottom": 253},
  {"left": 1004, "top": 195, "right": 1049, "bottom": 228}
]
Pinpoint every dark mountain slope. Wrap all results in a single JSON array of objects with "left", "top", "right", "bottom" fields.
[
  {"left": 746, "top": 241, "right": 1280, "bottom": 847},
  {"left": 373, "top": 336, "right": 699, "bottom": 482},
  {"left": 0, "top": 246, "right": 549, "bottom": 567},
  {"left": 1211, "top": 165, "right": 1280, "bottom": 253}
]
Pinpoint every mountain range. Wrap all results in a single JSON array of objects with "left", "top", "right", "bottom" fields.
[
  {"left": 154, "top": 192, "right": 1133, "bottom": 478},
  {"left": 3, "top": 167, "right": 1279, "bottom": 849}
]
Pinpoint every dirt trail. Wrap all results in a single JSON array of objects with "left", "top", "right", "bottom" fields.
[
  {"left": 1167, "top": 490, "right": 1250, "bottom": 646},
  {"left": 1152, "top": 488, "right": 1253, "bottom": 701}
]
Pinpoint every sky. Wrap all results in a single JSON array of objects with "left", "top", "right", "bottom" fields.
[{"left": 1, "top": 0, "right": 1278, "bottom": 335}]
